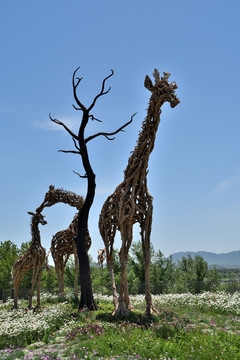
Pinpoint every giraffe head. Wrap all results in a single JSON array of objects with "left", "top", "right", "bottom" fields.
[
  {"left": 28, "top": 211, "right": 47, "bottom": 226},
  {"left": 144, "top": 69, "right": 180, "bottom": 108}
]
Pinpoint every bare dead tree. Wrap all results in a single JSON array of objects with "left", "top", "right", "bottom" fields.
[{"left": 50, "top": 67, "right": 135, "bottom": 311}]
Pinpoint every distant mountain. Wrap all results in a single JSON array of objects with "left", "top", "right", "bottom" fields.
[{"left": 170, "top": 250, "right": 240, "bottom": 268}]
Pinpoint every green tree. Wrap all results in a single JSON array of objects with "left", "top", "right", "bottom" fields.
[
  {"left": 150, "top": 251, "right": 176, "bottom": 294},
  {"left": 194, "top": 255, "right": 208, "bottom": 293},
  {"left": 205, "top": 266, "right": 221, "bottom": 291},
  {"left": 128, "top": 241, "right": 176, "bottom": 294},
  {"left": 41, "top": 265, "right": 58, "bottom": 292},
  {"left": 129, "top": 241, "right": 154, "bottom": 284},
  {"left": 176, "top": 255, "right": 208, "bottom": 294},
  {"left": 0, "top": 240, "right": 19, "bottom": 289}
]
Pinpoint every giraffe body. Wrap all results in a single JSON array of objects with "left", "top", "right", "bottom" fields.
[{"left": 50, "top": 212, "right": 91, "bottom": 295}]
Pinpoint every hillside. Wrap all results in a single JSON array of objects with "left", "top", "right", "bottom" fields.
[{"left": 170, "top": 250, "right": 240, "bottom": 268}]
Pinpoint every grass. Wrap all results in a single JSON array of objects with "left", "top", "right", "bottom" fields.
[{"left": 0, "top": 292, "right": 240, "bottom": 359}]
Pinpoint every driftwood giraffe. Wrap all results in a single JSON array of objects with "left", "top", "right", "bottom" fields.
[
  {"left": 99, "top": 69, "right": 180, "bottom": 314},
  {"left": 36, "top": 185, "right": 91, "bottom": 295},
  {"left": 97, "top": 248, "right": 106, "bottom": 269},
  {"left": 11, "top": 212, "right": 47, "bottom": 309},
  {"left": 49, "top": 212, "right": 91, "bottom": 295}
]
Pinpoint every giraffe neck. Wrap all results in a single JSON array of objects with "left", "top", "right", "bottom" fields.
[
  {"left": 124, "top": 95, "right": 162, "bottom": 181},
  {"left": 69, "top": 213, "right": 79, "bottom": 233},
  {"left": 30, "top": 217, "right": 41, "bottom": 248}
]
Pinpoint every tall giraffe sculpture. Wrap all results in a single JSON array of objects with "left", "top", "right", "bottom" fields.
[
  {"left": 11, "top": 212, "right": 47, "bottom": 309},
  {"left": 49, "top": 212, "right": 91, "bottom": 295},
  {"left": 99, "top": 69, "right": 180, "bottom": 315}
]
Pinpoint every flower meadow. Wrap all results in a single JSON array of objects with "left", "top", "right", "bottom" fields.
[{"left": 0, "top": 292, "right": 240, "bottom": 359}]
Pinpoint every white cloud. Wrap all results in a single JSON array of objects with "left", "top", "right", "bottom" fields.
[
  {"left": 213, "top": 175, "right": 240, "bottom": 195},
  {"left": 32, "top": 116, "right": 79, "bottom": 132}
]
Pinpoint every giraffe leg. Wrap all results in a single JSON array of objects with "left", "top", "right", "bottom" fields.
[
  {"left": 36, "top": 263, "right": 44, "bottom": 308},
  {"left": 141, "top": 224, "right": 152, "bottom": 315},
  {"left": 28, "top": 268, "right": 36, "bottom": 309},
  {"left": 12, "top": 273, "right": 21, "bottom": 309},
  {"left": 114, "top": 252, "right": 129, "bottom": 315},
  {"left": 140, "top": 198, "right": 157, "bottom": 315},
  {"left": 115, "top": 224, "right": 133, "bottom": 315},
  {"left": 102, "top": 225, "right": 118, "bottom": 310},
  {"left": 13, "top": 271, "right": 27, "bottom": 309},
  {"left": 108, "top": 261, "right": 118, "bottom": 311},
  {"left": 28, "top": 262, "right": 40, "bottom": 309}
]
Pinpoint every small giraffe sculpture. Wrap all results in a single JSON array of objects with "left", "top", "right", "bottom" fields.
[
  {"left": 37, "top": 185, "right": 92, "bottom": 295},
  {"left": 99, "top": 69, "right": 180, "bottom": 314},
  {"left": 50, "top": 212, "right": 91, "bottom": 295},
  {"left": 11, "top": 212, "right": 47, "bottom": 309}
]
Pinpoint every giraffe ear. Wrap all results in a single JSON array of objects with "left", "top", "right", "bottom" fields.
[
  {"left": 144, "top": 75, "right": 154, "bottom": 91},
  {"left": 27, "top": 211, "right": 34, "bottom": 216}
]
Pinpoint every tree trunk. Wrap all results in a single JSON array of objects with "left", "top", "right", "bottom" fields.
[
  {"left": 74, "top": 251, "right": 79, "bottom": 294},
  {"left": 75, "top": 128, "right": 98, "bottom": 311},
  {"left": 76, "top": 218, "right": 98, "bottom": 311}
]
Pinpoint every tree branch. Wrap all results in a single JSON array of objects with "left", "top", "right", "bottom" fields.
[
  {"left": 73, "top": 170, "right": 87, "bottom": 178},
  {"left": 49, "top": 113, "right": 79, "bottom": 140},
  {"left": 72, "top": 104, "right": 83, "bottom": 111},
  {"left": 88, "top": 70, "right": 114, "bottom": 111},
  {"left": 72, "top": 137, "right": 81, "bottom": 151},
  {"left": 89, "top": 115, "right": 102, "bottom": 122},
  {"left": 72, "top": 67, "right": 87, "bottom": 112},
  {"left": 85, "top": 113, "right": 137, "bottom": 143},
  {"left": 58, "top": 150, "right": 81, "bottom": 155}
]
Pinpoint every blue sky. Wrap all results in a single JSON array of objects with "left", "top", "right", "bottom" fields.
[{"left": 0, "top": 1, "right": 240, "bottom": 263}]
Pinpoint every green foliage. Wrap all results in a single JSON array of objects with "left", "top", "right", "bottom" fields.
[
  {"left": 0, "top": 240, "right": 58, "bottom": 296},
  {"left": 150, "top": 251, "right": 176, "bottom": 294},
  {"left": 41, "top": 266, "right": 58, "bottom": 291},
  {"left": 0, "top": 240, "right": 19, "bottom": 289},
  {"left": 176, "top": 254, "right": 208, "bottom": 293},
  {"left": 64, "top": 255, "right": 77, "bottom": 289},
  {"left": 0, "top": 239, "right": 238, "bottom": 296},
  {"left": 129, "top": 241, "right": 154, "bottom": 283}
]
